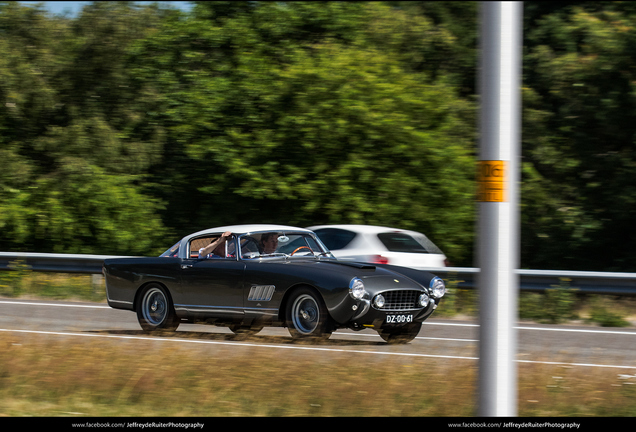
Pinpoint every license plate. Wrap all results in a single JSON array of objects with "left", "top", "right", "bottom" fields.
[{"left": 385, "top": 314, "right": 413, "bottom": 325}]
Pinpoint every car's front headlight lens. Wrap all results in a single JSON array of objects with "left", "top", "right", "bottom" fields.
[
  {"left": 349, "top": 277, "right": 366, "bottom": 300},
  {"left": 429, "top": 277, "right": 446, "bottom": 298}
]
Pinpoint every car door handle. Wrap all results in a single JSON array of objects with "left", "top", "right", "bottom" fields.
[{"left": 181, "top": 264, "right": 193, "bottom": 269}]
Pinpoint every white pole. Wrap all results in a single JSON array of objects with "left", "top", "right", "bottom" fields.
[{"left": 477, "top": 1, "right": 522, "bottom": 417}]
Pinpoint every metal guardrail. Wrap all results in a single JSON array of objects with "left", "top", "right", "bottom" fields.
[
  {"left": 0, "top": 252, "right": 130, "bottom": 275},
  {"left": 2, "top": 252, "right": 636, "bottom": 296},
  {"left": 424, "top": 267, "right": 636, "bottom": 296}
]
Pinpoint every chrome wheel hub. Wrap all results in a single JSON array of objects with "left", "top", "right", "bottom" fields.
[
  {"left": 292, "top": 294, "right": 319, "bottom": 334},
  {"left": 142, "top": 288, "right": 167, "bottom": 325}
]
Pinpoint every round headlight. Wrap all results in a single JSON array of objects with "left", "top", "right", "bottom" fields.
[
  {"left": 349, "top": 277, "right": 366, "bottom": 300},
  {"left": 374, "top": 294, "right": 385, "bottom": 308},
  {"left": 429, "top": 277, "right": 446, "bottom": 298},
  {"left": 418, "top": 292, "right": 430, "bottom": 307}
]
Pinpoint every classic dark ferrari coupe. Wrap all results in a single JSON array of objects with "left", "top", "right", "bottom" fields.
[{"left": 103, "top": 224, "right": 445, "bottom": 343}]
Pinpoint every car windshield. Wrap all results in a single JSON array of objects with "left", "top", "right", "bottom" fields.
[
  {"left": 377, "top": 232, "right": 443, "bottom": 254},
  {"left": 239, "top": 232, "right": 332, "bottom": 260}
]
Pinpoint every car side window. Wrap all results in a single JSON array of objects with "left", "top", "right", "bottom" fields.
[
  {"left": 190, "top": 235, "right": 235, "bottom": 259},
  {"left": 376, "top": 233, "right": 428, "bottom": 253},
  {"left": 314, "top": 228, "right": 356, "bottom": 251}
]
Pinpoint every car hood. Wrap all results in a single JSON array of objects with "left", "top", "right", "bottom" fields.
[{"left": 310, "top": 259, "right": 434, "bottom": 290}]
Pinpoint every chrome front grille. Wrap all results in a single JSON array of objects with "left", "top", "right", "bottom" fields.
[{"left": 374, "top": 290, "right": 423, "bottom": 311}]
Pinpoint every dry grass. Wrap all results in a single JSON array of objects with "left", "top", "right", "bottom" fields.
[
  {"left": 1, "top": 333, "right": 635, "bottom": 417},
  {"left": 517, "top": 363, "right": 636, "bottom": 416}
]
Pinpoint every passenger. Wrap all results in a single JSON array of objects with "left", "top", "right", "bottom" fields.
[
  {"left": 260, "top": 232, "right": 279, "bottom": 254},
  {"left": 199, "top": 231, "right": 233, "bottom": 258}
]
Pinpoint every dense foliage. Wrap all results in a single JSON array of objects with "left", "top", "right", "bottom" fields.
[{"left": 1, "top": 1, "right": 635, "bottom": 271}]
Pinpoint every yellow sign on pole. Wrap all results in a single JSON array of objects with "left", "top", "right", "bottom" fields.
[{"left": 477, "top": 160, "right": 507, "bottom": 202}]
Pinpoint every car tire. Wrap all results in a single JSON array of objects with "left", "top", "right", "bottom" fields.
[
  {"left": 379, "top": 322, "right": 422, "bottom": 344},
  {"left": 285, "top": 287, "right": 333, "bottom": 341},
  {"left": 137, "top": 284, "right": 179, "bottom": 332}
]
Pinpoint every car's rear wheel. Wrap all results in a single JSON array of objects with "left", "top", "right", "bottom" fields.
[
  {"left": 137, "top": 284, "right": 179, "bottom": 332},
  {"left": 285, "top": 287, "right": 332, "bottom": 341},
  {"left": 378, "top": 322, "right": 422, "bottom": 344}
]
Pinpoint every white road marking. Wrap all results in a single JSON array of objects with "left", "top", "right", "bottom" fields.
[
  {"left": 336, "top": 331, "right": 478, "bottom": 342},
  {"left": 514, "top": 325, "right": 636, "bottom": 336},
  {"left": 424, "top": 321, "right": 636, "bottom": 336},
  {"left": 0, "top": 328, "right": 477, "bottom": 361},
  {"left": 0, "top": 300, "right": 109, "bottom": 309},
  {"left": 1, "top": 327, "right": 635, "bottom": 370},
  {"left": 424, "top": 321, "right": 479, "bottom": 327}
]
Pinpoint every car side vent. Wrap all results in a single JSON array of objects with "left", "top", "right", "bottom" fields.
[{"left": 248, "top": 285, "right": 275, "bottom": 302}]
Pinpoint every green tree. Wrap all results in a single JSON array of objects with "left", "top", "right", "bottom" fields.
[
  {"left": 522, "top": 2, "right": 636, "bottom": 271},
  {"left": 388, "top": 1, "right": 478, "bottom": 97},
  {"left": 0, "top": 2, "right": 169, "bottom": 255},
  {"left": 126, "top": 1, "right": 476, "bottom": 263}
]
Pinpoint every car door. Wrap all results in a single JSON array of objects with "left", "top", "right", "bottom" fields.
[
  {"left": 177, "top": 258, "right": 246, "bottom": 318},
  {"left": 241, "top": 260, "right": 297, "bottom": 315}
]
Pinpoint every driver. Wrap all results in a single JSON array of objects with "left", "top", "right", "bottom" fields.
[{"left": 260, "top": 232, "right": 278, "bottom": 254}]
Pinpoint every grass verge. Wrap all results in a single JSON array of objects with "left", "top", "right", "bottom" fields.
[{"left": 1, "top": 333, "right": 635, "bottom": 417}]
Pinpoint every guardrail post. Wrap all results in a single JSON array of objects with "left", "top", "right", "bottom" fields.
[{"left": 91, "top": 274, "right": 104, "bottom": 297}]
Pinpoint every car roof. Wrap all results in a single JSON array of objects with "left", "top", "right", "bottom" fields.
[
  {"left": 186, "top": 224, "right": 313, "bottom": 239},
  {"left": 307, "top": 224, "right": 415, "bottom": 234}
]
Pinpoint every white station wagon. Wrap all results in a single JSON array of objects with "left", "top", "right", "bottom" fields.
[{"left": 308, "top": 224, "right": 448, "bottom": 270}]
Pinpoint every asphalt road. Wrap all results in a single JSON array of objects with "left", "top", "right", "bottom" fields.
[{"left": 1, "top": 298, "right": 635, "bottom": 371}]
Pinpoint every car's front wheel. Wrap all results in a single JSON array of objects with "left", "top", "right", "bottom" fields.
[
  {"left": 137, "top": 284, "right": 179, "bottom": 332},
  {"left": 379, "top": 322, "right": 422, "bottom": 344},
  {"left": 285, "top": 287, "right": 333, "bottom": 341}
]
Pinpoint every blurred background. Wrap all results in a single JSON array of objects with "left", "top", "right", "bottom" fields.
[{"left": 2, "top": 1, "right": 636, "bottom": 272}]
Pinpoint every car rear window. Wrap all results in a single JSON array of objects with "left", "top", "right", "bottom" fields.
[
  {"left": 313, "top": 228, "right": 356, "bottom": 251},
  {"left": 377, "top": 232, "right": 440, "bottom": 254}
]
